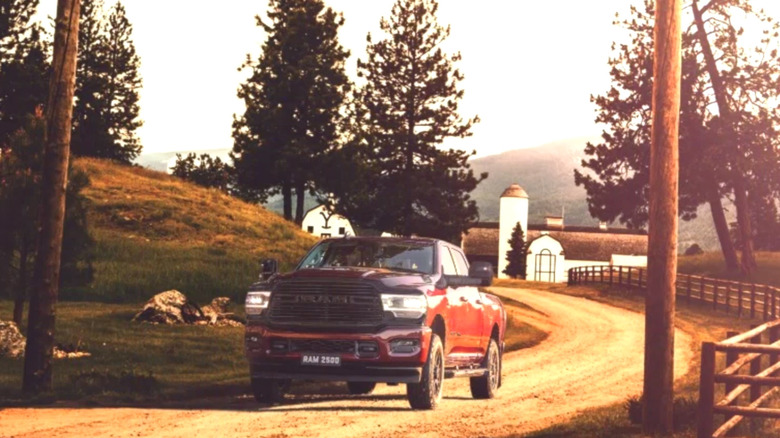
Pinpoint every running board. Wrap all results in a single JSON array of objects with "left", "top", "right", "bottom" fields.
[{"left": 445, "top": 368, "right": 487, "bottom": 379}]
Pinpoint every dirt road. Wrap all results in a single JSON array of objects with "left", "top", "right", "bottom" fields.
[{"left": 0, "top": 287, "right": 694, "bottom": 438}]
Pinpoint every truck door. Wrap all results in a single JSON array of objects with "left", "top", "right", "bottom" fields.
[{"left": 449, "top": 247, "right": 485, "bottom": 354}]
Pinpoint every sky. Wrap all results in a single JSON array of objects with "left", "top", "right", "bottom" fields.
[{"left": 34, "top": 0, "right": 780, "bottom": 159}]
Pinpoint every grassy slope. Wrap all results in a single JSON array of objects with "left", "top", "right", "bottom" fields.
[{"left": 65, "top": 158, "right": 317, "bottom": 303}]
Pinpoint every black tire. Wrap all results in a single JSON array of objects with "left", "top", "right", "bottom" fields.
[
  {"left": 406, "top": 334, "right": 444, "bottom": 410},
  {"left": 346, "top": 381, "right": 377, "bottom": 395},
  {"left": 470, "top": 338, "right": 500, "bottom": 399},
  {"left": 251, "top": 377, "right": 289, "bottom": 404}
]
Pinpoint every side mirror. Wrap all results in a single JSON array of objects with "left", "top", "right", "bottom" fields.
[
  {"left": 469, "top": 262, "right": 493, "bottom": 287},
  {"left": 260, "top": 258, "right": 278, "bottom": 280}
]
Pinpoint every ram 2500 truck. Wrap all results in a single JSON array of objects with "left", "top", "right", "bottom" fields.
[{"left": 244, "top": 236, "right": 506, "bottom": 409}]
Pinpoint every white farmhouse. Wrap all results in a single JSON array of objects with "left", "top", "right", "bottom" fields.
[
  {"left": 301, "top": 205, "right": 355, "bottom": 239},
  {"left": 462, "top": 184, "right": 648, "bottom": 282}
]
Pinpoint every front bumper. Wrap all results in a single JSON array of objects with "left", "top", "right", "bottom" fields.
[{"left": 245, "top": 324, "right": 432, "bottom": 384}]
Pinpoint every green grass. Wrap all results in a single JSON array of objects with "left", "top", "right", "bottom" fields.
[
  {"left": 678, "top": 251, "right": 780, "bottom": 287},
  {"left": 0, "top": 301, "right": 247, "bottom": 403},
  {"left": 0, "top": 298, "right": 545, "bottom": 404}
]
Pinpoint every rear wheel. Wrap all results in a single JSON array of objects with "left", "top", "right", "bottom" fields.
[
  {"left": 346, "top": 381, "right": 377, "bottom": 395},
  {"left": 470, "top": 338, "right": 500, "bottom": 399},
  {"left": 406, "top": 334, "right": 444, "bottom": 410},
  {"left": 251, "top": 377, "right": 289, "bottom": 404}
]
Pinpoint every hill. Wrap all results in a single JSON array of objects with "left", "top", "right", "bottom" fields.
[
  {"left": 68, "top": 158, "right": 316, "bottom": 303},
  {"left": 468, "top": 138, "right": 725, "bottom": 251}
]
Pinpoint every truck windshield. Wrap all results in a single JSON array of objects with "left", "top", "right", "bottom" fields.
[{"left": 298, "top": 240, "right": 434, "bottom": 274}]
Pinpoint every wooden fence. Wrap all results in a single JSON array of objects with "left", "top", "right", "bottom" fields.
[
  {"left": 697, "top": 321, "right": 780, "bottom": 437},
  {"left": 567, "top": 266, "right": 780, "bottom": 321}
]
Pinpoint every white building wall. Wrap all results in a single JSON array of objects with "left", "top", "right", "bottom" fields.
[
  {"left": 301, "top": 205, "right": 355, "bottom": 238},
  {"left": 610, "top": 254, "right": 648, "bottom": 267},
  {"left": 525, "top": 235, "right": 566, "bottom": 283},
  {"left": 497, "top": 196, "right": 528, "bottom": 279}
]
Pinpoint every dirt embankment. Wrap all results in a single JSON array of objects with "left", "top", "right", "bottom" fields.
[{"left": 0, "top": 287, "right": 693, "bottom": 438}]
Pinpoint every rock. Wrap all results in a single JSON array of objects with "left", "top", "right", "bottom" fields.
[
  {"left": 132, "top": 290, "right": 204, "bottom": 324},
  {"left": 0, "top": 320, "right": 26, "bottom": 358},
  {"left": 201, "top": 297, "right": 231, "bottom": 324}
]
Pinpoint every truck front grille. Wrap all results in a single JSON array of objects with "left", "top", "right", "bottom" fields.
[{"left": 268, "top": 281, "right": 384, "bottom": 326}]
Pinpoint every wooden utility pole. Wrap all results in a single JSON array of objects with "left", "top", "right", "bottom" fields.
[
  {"left": 643, "top": 0, "right": 681, "bottom": 434},
  {"left": 22, "top": 0, "right": 79, "bottom": 394}
]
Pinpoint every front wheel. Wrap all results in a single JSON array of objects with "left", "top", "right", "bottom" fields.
[
  {"left": 251, "top": 377, "right": 289, "bottom": 404},
  {"left": 406, "top": 334, "right": 444, "bottom": 410},
  {"left": 346, "top": 381, "right": 376, "bottom": 395},
  {"left": 470, "top": 338, "right": 500, "bottom": 399}
]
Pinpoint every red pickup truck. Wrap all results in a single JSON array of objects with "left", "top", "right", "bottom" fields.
[{"left": 244, "top": 236, "right": 506, "bottom": 409}]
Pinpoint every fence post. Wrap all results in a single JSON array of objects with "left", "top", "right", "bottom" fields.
[
  {"left": 737, "top": 283, "right": 743, "bottom": 318},
  {"left": 697, "top": 342, "right": 716, "bottom": 438},
  {"left": 600, "top": 266, "right": 604, "bottom": 283},
  {"left": 638, "top": 268, "right": 644, "bottom": 289},
  {"left": 772, "top": 288, "right": 777, "bottom": 319},
  {"left": 686, "top": 275, "right": 692, "bottom": 305},
  {"left": 764, "top": 285, "right": 769, "bottom": 321},
  {"left": 725, "top": 283, "right": 731, "bottom": 315},
  {"left": 750, "top": 327, "right": 762, "bottom": 435},
  {"left": 609, "top": 266, "right": 613, "bottom": 286},
  {"left": 627, "top": 267, "right": 633, "bottom": 289},
  {"left": 751, "top": 284, "right": 756, "bottom": 319},
  {"left": 700, "top": 276, "right": 705, "bottom": 304},
  {"left": 619, "top": 266, "right": 623, "bottom": 286},
  {"left": 713, "top": 280, "right": 718, "bottom": 311}
]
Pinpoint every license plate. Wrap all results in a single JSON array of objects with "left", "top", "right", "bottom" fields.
[{"left": 301, "top": 354, "right": 341, "bottom": 367}]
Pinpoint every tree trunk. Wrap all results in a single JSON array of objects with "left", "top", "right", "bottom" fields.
[
  {"left": 706, "top": 181, "right": 739, "bottom": 271},
  {"left": 691, "top": 0, "right": 757, "bottom": 275},
  {"left": 294, "top": 182, "right": 305, "bottom": 225},
  {"left": 643, "top": 0, "right": 681, "bottom": 434},
  {"left": 282, "top": 180, "right": 292, "bottom": 221},
  {"left": 22, "top": 0, "right": 79, "bottom": 395},
  {"left": 13, "top": 244, "right": 29, "bottom": 327}
]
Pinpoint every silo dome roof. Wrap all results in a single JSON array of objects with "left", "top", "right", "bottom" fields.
[{"left": 501, "top": 184, "right": 528, "bottom": 199}]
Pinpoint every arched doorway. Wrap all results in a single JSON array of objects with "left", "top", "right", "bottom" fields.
[{"left": 534, "top": 248, "right": 556, "bottom": 282}]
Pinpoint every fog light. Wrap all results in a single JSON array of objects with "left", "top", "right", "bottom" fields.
[
  {"left": 390, "top": 339, "right": 420, "bottom": 354},
  {"left": 358, "top": 341, "right": 379, "bottom": 357}
]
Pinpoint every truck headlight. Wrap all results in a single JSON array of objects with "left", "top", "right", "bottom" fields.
[
  {"left": 381, "top": 293, "right": 426, "bottom": 319},
  {"left": 246, "top": 291, "right": 271, "bottom": 315}
]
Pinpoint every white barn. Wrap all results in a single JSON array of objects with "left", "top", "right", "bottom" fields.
[
  {"left": 462, "top": 184, "right": 648, "bottom": 283},
  {"left": 301, "top": 205, "right": 355, "bottom": 239}
]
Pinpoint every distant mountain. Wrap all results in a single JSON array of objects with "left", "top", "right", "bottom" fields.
[{"left": 468, "top": 138, "right": 727, "bottom": 251}]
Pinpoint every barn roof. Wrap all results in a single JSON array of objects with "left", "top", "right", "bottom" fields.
[{"left": 462, "top": 223, "right": 648, "bottom": 262}]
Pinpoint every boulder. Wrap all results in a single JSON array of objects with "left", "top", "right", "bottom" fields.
[
  {"left": 0, "top": 320, "right": 26, "bottom": 358},
  {"left": 132, "top": 290, "right": 204, "bottom": 324}
]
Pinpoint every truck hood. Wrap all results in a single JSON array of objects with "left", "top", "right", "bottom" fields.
[{"left": 274, "top": 267, "right": 435, "bottom": 290}]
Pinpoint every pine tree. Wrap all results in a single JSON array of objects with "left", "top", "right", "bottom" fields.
[
  {"left": 232, "top": 0, "right": 351, "bottom": 223},
  {"left": 71, "top": 0, "right": 142, "bottom": 163},
  {"left": 0, "top": 0, "right": 38, "bottom": 57},
  {"left": 503, "top": 222, "right": 527, "bottom": 280},
  {"left": 332, "top": 0, "right": 485, "bottom": 242}
]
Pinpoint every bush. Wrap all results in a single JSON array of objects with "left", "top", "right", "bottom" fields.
[{"left": 684, "top": 243, "right": 704, "bottom": 256}]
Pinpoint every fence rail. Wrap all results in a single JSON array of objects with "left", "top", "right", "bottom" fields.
[
  {"left": 697, "top": 320, "right": 780, "bottom": 438},
  {"left": 567, "top": 266, "right": 780, "bottom": 321}
]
